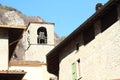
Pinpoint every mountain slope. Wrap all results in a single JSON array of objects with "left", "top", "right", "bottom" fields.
[{"left": 0, "top": 5, "right": 44, "bottom": 26}]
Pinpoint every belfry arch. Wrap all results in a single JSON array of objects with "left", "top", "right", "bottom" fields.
[{"left": 37, "top": 27, "right": 47, "bottom": 44}]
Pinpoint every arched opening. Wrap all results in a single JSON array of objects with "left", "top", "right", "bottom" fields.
[{"left": 37, "top": 27, "right": 47, "bottom": 44}]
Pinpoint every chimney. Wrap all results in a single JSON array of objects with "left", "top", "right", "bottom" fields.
[{"left": 95, "top": 3, "right": 103, "bottom": 11}]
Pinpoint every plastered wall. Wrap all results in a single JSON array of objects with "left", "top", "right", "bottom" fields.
[{"left": 59, "top": 20, "right": 120, "bottom": 80}]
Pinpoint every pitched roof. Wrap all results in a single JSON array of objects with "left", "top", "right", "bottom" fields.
[
  {"left": 0, "top": 70, "right": 26, "bottom": 80},
  {"left": 46, "top": 0, "right": 120, "bottom": 76}
]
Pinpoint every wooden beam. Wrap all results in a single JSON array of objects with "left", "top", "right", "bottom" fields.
[{"left": 0, "top": 24, "right": 26, "bottom": 29}]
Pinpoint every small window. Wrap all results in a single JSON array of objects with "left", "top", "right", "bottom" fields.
[
  {"left": 83, "top": 26, "right": 95, "bottom": 45},
  {"left": 72, "top": 59, "right": 81, "bottom": 80},
  {"left": 77, "top": 59, "right": 81, "bottom": 80},
  {"left": 72, "top": 62, "right": 77, "bottom": 80},
  {"left": 37, "top": 27, "right": 47, "bottom": 44}
]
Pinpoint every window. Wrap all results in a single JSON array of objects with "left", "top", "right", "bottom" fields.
[
  {"left": 72, "top": 62, "right": 77, "bottom": 80},
  {"left": 77, "top": 59, "right": 80, "bottom": 80},
  {"left": 37, "top": 27, "right": 47, "bottom": 44},
  {"left": 72, "top": 59, "right": 81, "bottom": 80},
  {"left": 83, "top": 25, "right": 95, "bottom": 45}
]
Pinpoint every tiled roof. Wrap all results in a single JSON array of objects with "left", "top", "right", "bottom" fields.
[
  {"left": 0, "top": 70, "right": 26, "bottom": 80},
  {"left": 10, "top": 60, "right": 46, "bottom": 67},
  {"left": 0, "top": 70, "right": 25, "bottom": 74}
]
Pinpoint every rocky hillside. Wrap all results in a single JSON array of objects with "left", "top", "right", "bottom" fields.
[
  {"left": 0, "top": 5, "right": 44, "bottom": 26},
  {"left": 0, "top": 4, "right": 65, "bottom": 60}
]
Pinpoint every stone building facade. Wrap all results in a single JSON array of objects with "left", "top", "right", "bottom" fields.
[
  {"left": 10, "top": 22, "right": 57, "bottom": 80},
  {"left": 47, "top": 0, "right": 120, "bottom": 80},
  {"left": 24, "top": 22, "right": 54, "bottom": 63}
]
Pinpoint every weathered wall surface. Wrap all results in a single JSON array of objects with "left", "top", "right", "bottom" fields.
[
  {"left": 59, "top": 20, "right": 120, "bottom": 80},
  {"left": 25, "top": 45, "right": 54, "bottom": 63}
]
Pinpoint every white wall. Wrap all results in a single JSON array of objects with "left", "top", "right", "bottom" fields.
[
  {"left": 0, "top": 29, "right": 8, "bottom": 70},
  {"left": 10, "top": 65, "right": 56, "bottom": 80},
  {"left": 25, "top": 45, "right": 54, "bottom": 63},
  {"left": 27, "top": 23, "right": 54, "bottom": 45}
]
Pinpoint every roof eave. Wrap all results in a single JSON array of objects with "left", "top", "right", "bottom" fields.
[{"left": 47, "top": 0, "right": 120, "bottom": 75}]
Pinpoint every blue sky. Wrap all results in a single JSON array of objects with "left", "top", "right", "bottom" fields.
[{"left": 0, "top": 0, "right": 108, "bottom": 36}]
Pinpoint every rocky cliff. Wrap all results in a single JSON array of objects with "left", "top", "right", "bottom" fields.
[{"left": 0, "top": 4, "right": 44, "bottom": 25}]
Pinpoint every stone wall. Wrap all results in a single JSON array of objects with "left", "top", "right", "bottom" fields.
[
  {"left": 25, "top": 45, "right": 54, "bottom": 63},
  {"left": 59, "top": 20, "right": 120, "bottom": 80}
]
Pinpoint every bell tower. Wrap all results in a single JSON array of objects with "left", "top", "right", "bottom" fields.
[{"left": 23, "top": 22, "right": 55, "bottom": 63}]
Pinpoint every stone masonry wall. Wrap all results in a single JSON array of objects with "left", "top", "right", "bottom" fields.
[{"left": 59, "top": 20, "right": 120, "bottom": 80}]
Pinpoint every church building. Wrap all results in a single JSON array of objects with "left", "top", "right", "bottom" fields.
[
  {"left": 24, "top": 22, "right": 54, "bottom": 63},
  {"left": 10, "top": 22, "right": 57, "bottom": 80}
]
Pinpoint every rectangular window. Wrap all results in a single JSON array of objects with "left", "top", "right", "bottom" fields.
[
  {"left": 72, "top": 62, "right": 77, "bottom": 80},
  {"left": 72, "top": 59, "right": 81, "bottom": 80}
]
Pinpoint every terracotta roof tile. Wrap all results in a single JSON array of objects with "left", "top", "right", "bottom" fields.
[{"left": 10, "top": 60, "right": 46, "bottom": 67}]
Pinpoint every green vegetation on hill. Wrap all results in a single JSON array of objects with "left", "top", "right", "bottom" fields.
[{"left": 0, "top": 4, "right": 21, "bottom": 13}]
